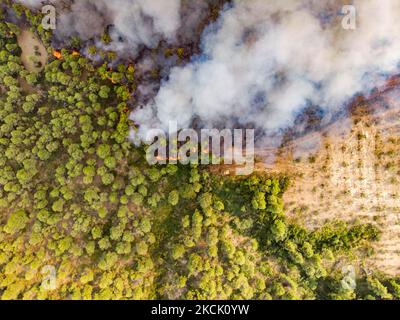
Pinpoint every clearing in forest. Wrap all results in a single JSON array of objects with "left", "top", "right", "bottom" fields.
[{"left": 17, "top": 29, "right": 48, "bottom": 73}]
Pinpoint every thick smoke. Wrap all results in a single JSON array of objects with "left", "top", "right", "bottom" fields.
[
  {"left": 15, "top": 0, "right": 42, "bottom": 6},
  {"left": 17, "top": 0, "right": 181, "bottom": 52},
  {"left": 16, "top": 0, "right": 400, "bottom": 147},
  {"left": 130, "top": 0, "right": 400, "bottom": 142}
]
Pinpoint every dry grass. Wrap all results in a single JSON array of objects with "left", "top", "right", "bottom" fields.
[{"left": 262, "top": 99, "right": 400, "bottom": 275}]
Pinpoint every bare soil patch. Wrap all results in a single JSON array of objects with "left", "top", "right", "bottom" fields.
[
  {"left": 266, "top": 99, "right": 400, "bottom": 275},
  {"left": 17, "top": 29, "right": 48, "bottom": 73}
]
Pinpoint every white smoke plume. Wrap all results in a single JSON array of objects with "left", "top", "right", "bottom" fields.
[
  {"left": 15, "top": 0, "right": 43, "bottom": 6},
  {"left": 130, "top": 0, "right": 400, "bottom": 142},
  {"left": 17, "top": 0, "right": 182, "bottom": 52}
]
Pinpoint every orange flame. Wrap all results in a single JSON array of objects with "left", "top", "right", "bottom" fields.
[
  {"left": 155, "top": 155, "right": 182, "bottom": 162},
  {"left": 53, "top": 50, "right": 62, "bottom": 60},
  {"left": 106, "top": 76, "right": 117, "bottom": 84}
]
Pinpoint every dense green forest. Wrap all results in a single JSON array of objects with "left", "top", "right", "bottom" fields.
[{"left": 0, "top": 2, "right": 399, "bottom": 300}]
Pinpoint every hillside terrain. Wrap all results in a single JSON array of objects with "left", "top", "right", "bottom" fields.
[{"left": 1, "top": 2, "right": 400, "bottom": 300}]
